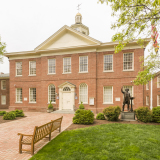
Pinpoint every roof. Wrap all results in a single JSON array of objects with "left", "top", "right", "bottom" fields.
[{"left": 0, "top": 73, "right": 10, "bottom": 79}]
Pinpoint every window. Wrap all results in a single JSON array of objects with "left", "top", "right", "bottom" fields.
[
  {"left": 16, "top": 62, "right": 22, "bottom": 76},
  {"left": 103, "top": 86, "right": 113, "bottom": 104},
  {"left": 29, "top": 61, "right": 36, "bottom": 75},
  {"left": 1, "top": 95, "right": 6, "bottom": 105},
  {"left": 123, "top": 53, "right": 133, "bottom": 70},
  {"left": 79, "top": 56, "right": 88, "bottom": 72},
  {"left": 157, "top": 95, "right": 160, "bottom": 106},
  {"left": 123, "top": 86, "right": 133, "bottom": 97},
  {"left": 157, "top": 76, "right": 160, "bottom": 88},
  {"left": 48, "top": 85, "right": 56, "bottom": 103},
  {"left": 1, "top": 80, "right": 6, "bottom": 90},
  {"left": 63, "top": 57, "right": 71, "bottom": 73},
  {"left": 104, "top": 55, "right": 113, "bottom": 71},
  {"left": 29, "top": 88, "right": 36, "bottom": 103},
  {"left": 79, "top": 83, "right": 88, "bottom": 103},
  {"left": 16, "top": 88, "right": 22, "bottom": 103},
  {"left": 146, "top": 82, "right": 149, "bottom": 90},
  {"left": 63, "top": 87, "right": 71, "bottom": 91},
  {"left": 48, "top": 59, "right": 56, "bottom": 74},
  {"left": 146, "top": 96, "right": 149, "bottom": 106}
]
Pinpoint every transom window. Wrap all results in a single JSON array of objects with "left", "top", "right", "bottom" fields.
[
  {"left": 16, "top": 88, "right": 22, "bottom": 103},
  {"left": 63, "top": 87, "right": 71, "bottom": 91},
  {"left": 1, "top": 80, "right": 6, "bottom": 90},
  {"left": 123, "top": 53, "right": 133, "bottom": 70},
  {"left": 79, "top": 83, "right": 88, "bottom": 103},
  {"left": 63, "top": 57, "right": 71, "bottom": 73},
  {"left": 104, "top": 55, "right": 113, "bottom": 71},
  {"left": 146, "top": 96, "right": 149, "bottom": 106},
  {"left": 146, "top": 82, "right": 149, "bottom": 90},
  {"left": 79, "top": 56, "right": 88, "bottom": 72},
  {"left": 16, "top": 62, "right": 22, "bottom": 76},
  {"left": 48, "top": 84, "right": 56, "bottom": 102},
  {"left": 103, "top": 86, "right": 113, "bottom": 104},
  {"left": 1, "top": 95, "right": 6, "bottom": 105},
  {"left": 48, "top": 59, "right": 56, "bottom": 74},
  {"left": 29, "top": 61, "right": 36, "bottom": 75},
  {"left": 29, "top": 88, "right": 36, "bottom": 103},
  {"left": 157, "top": 95, "right": 160, "bottom": 106},
  {"left": 157, "top": 76, "right": 160, "bottom": 88}
]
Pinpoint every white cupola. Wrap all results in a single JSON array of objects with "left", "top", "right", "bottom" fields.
[{"left": 71, "top": 13, "right": 89, "bottom": 36}]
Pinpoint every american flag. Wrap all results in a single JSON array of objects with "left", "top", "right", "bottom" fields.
[{"left": 151, "top": 24, "right": 159, "bottom": 53}]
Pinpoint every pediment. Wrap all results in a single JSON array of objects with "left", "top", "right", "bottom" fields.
[
  {"left": 35, "top": 25, "right": 100, "bottom": 51},
  {"left": 58, "top": 81, "right": 76, "bottom": 88}
]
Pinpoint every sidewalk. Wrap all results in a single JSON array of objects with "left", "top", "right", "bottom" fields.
[{"left": 0, "top": 112, "right": 74, "bottom": 160}]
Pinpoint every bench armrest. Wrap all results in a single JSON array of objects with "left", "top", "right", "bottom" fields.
[{"left": 17, "top": 133, "right": 33, "bottom": 136}]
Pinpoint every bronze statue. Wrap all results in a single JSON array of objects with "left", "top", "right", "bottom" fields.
[{"left": 121, "top": 87, "right": 131, "bottom": 111}]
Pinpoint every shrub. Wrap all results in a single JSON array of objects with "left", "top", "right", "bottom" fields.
[
  {"left": 10, "top": 110, "right": 24, "bottom": 117},
  {"left": 134, "top": 107, "right": 152, "bottom": 123},
  {"left": 79, "top": 102, "right": 85, "bottom": 109},
  {"left": 152, "top": 106, "right": 160, "bottom": 123},
  {"left": 73, "top": 109, "right": 94, "bottom": 124},
  {"left": 103, "top": 106, "right": 121, "bottom": 121},
  {"left": 0, "top": 111, "right": 7, "bottom": 116},
  {"left": 3, "top": 112, "right": 16, "bottom": 120},
  {"left": 48, "top": 101, "right": 53, "bottom": 109},
  {"left": 96, "top": 113, "right": 105, "bottom": 120}
]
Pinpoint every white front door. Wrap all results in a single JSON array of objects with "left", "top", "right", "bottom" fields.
[{"left": 62, "top": 92, "right": 72, "bottom": 110}]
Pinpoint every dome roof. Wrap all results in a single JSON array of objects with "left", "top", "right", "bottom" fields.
[{"left": 76, "top": 12, "right": 82, "bottom": 16}]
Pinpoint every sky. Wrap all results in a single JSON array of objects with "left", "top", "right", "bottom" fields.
[{"left": 0, "top": 0, "right": 149, "bottom": 73}]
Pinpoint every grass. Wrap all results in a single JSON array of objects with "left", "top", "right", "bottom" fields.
[{"left": 30, "top": 123, "right": 160, "bottom": 160}]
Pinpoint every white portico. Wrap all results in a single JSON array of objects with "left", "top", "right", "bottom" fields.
[{"left": 58, "top": 82, "right": 76, "bottom": 111}]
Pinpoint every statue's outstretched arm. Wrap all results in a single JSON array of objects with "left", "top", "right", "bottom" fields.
[{"left": 121, "top": 87, "right": 124, "bottom": 94}]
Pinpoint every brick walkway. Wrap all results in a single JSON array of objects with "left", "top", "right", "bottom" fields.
[{"left": 0, "top": 112, "right": 74, "bottom": 160}]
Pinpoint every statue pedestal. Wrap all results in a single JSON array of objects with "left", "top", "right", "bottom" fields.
[{"left": 121, "top": 111, "right": 135, "bottom": 121}]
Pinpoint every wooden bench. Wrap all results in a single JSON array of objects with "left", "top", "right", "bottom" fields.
[{"left": 18, "top": 116, "right": 63, "bottom": 155}]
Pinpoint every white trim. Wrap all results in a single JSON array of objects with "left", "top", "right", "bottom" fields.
[
  {"left": 1, "top": 80, "right": 6, "bottom": 90},
  {"left": 79, "top": 56, "right": 88, "bottom": 73},
  {"left": 146, "top": 96, "right": 149, "bottom": 106},
  {"left": 63, "top": 57, "right": 71, "bottom": 74},
  {"left": 103, "top": 54, "right": 113, "bottom": 72},
  {"left": 157, "top": 95, "right": 160, "bottom": 106},
  {"left": 79, "top": 83, "right": 88, "bottom": 104},
  {"left": 29, "top": 61, "right": 36, "bottom": 76},
  {"left": 146, "top": 82, "right": 149, "bottom": 90},
  {"left": 157, "top": 76, "right": 160, "bottom": 88},
  {"left": 1, "top": 95, "right": 6, "bottom": 105},
  {"left": 29, "top": 88, "right": 36, "bottom": 103},
  {"left": 123, "top": 52, "right": 134, "bottom": 71},
  {"left": 48, "top": 84, "right": 56, "bottom": 103},
  {"left": 16, "top": 88, "right": 22, "bottom": 103},
  {"left": 103, "top": 71, "right": 114, "bottom": 73},
  {"left": 16, "top": 62, "right": 22, "bottom": 76},
  {"left": 150, "top": 78, "right": 153, "bottom": 110},
  {"left": 103, "top": 86, "right": 113, "bottom": 104},
  {"left": 48, "top": 58, "right": 56, "bottom": 74}
]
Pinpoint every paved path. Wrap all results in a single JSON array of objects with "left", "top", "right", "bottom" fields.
[{"left": 0, "top": 112, "right": 74, "bottom": 160}]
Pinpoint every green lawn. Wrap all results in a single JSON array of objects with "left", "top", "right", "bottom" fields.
[{"left": 30, "top": 123, "right": 160, "bottom": 160}]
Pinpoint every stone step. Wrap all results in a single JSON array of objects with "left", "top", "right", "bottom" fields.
[{"left": 51, "top": 110, "right": 75, "bottom": 114}]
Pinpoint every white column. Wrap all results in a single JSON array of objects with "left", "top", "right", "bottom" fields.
[{"left": 150, "top": 78, "right": 153, "bottom": 110}]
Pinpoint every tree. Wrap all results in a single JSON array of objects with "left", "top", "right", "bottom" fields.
[
  {"left": 0, "top": 36, "right": 6, "bottom": 62},
  {"left": 99, "top": 0, "right": 160, "bottom": 85}
]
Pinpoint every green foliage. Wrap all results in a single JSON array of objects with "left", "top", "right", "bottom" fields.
[
  {"left": 134, "top": 107, "right": 152, "bottom": 123},
  {"left": 152, "top": 106, "right": 160, "bottom": 123},
  {"left": 0, "top": 111, "right": 7, "bottom": 116},
  {"left": 3, "top": 112, "right": 16, "bottom": 120},
  {"left": 99, "top": 0, "right": 160, "bottom": 85},
  {"left": 96, "top": 112, "right": 105, "bottom": 120},
  {"left": 48, "top": 101, "right": 53, "bottom": 109},
  {"left": 10, "top": 109, "right": 24, "bottom": 117},
  {"left": 0, "top": 36, "right": 6, "bottom": 62},
  {"left": 103, "top": 106, "right": 121, "bottom": 121},
  {"left": 73, "top": 109, "right": 94, "bottom": 124},
  {"left": 79, "top": 101, "right": 85, "bottom": 109}
]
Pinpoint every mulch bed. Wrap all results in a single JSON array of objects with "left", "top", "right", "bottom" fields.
[
  {"left": 0, "top": 116, "right": 27, "bottom": 124},
  {"left": 65, "top": 119, "right": 160, "bottom": 131}
]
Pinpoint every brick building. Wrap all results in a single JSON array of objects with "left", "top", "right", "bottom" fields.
[
  {"left": 0, "top": 73, "right": 10, "bottom": 109},
  {"left": 5, "top": 13, "right": 149, "bottom": 113}
]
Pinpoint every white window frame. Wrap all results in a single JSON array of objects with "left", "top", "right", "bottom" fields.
[
  {"left": 48, "top": 84, "right": 56, "bottom": 103},
  {"left": 1, "top": 80, "right": 6, "bottom": 90},
  {"left": 1, "top": 95, "right": 6, "bottom": 105},
  {"left": 79, "top": 56, "right": 88, "bottom": 73},
  {"left": 157, "top": 95, "right": 160, "bottom": 106},
  {"left": 63, "top": 57, "right": 71, "bottom": 74},
  {"left": 146, "top": 96, "right": 149, "bottom": 106},
  {"left": 103, "top": 54, "right": 113, "bottom": 72},
  {"left": 79, "top": 83, "right": 88, "bottom": 104},
  {"left": 146, "top": 82, "right": 149, "bottom": 90},
  {"left": 29, "top": 88, "right": 36, "bottom": 103},
  {"left": 123, "top": 52, "right": 134, "bottom": 71},
  {"left": 29, "top": 61, "right": 36, "bottom": 76},
  {"left": 157, "top": 76, "right": 160, "bottom": 88},
  {"left": 48, "top": 59, "right": 56, "bottom": 74},
  {"left": 16, "top": 88, "right": 22, "bottom": 103},
  {"left": 16, "top": 62, "right": 22, "bottom": 76},
  {"left": 103, "top": 86, "right": 113, "bottom": 104}
]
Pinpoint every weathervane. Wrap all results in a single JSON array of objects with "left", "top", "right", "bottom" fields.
[{"left": 77, "top": 4, "right": 82, "bottom": 12}]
